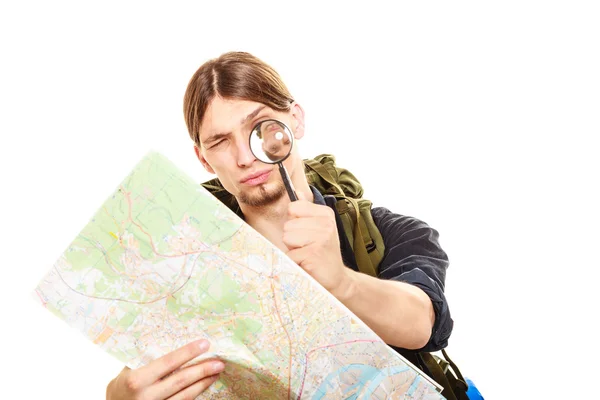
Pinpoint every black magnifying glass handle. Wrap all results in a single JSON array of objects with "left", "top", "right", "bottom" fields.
[{"left": 278, "top": 162, "right": 298, "bottom": 202}]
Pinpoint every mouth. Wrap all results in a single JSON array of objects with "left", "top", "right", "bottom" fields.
[{"left": 241, "top": 170, "right": 272, "bottom": 186}]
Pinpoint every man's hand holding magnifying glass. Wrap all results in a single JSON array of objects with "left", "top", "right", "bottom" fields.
[{"left": 283, "top": 191, "right": 352, "bottom": 297}]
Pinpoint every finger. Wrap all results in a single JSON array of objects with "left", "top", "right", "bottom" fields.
[
  {"left": 288, "top": 199, "right": 331, "bottom": 218},
  {"left": 284, "top": 216, "right": 336, "bottom": 246},
  {"left": 134, "top": 339, "right": 211, "bottom": 386},
  {"left": 283, "top": 229, "right": 317, "bottom": 249},
  {"left": 295, "top": 190, "right": 307, "bottom": 201},
  {"left": 286, "top": 246, "right": 312, "bottom": 267},
  {"left": 283, "top": 216, "right": 325, "bottom": 234},
  {"left": 167, "top": 374, "right": 220, "bottom": 400},
  {"left": 152, "top": 359, "right": 225, "bottom": 399}
]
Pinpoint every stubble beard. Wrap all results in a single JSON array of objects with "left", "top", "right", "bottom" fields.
[{"left": 238, "top": 181, "right": 287, "bottom": 208}]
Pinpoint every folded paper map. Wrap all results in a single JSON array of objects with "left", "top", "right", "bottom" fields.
[{"left": 33, "top": 151, "right": 445, "bottom": 399}]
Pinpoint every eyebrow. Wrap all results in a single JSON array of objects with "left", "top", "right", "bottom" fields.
[
  {"left": 203, "top": 105, "right": 267, "bottom": 145},
  {"left": 241, "top": 105, "right": 266, "bottom": 125}
]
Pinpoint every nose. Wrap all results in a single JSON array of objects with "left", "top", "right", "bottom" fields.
[{"left": 235, "top": 135, "right": 256, "bottom": 168}]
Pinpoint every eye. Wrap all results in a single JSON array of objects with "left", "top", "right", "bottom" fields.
[{"left": 206, "top": 140, "right": 222, "bottom": 150}]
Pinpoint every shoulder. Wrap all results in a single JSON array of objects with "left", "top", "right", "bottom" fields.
[
  {"left": 370, "top": 206, "right": 449, "bottom": 270},
  {"left": 371, "top": 206, "right": 438, "bottom": 238}
]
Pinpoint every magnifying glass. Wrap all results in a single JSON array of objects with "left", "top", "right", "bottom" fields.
[{"left": 249, "top": 119, "right": 298, "bottom": 202}]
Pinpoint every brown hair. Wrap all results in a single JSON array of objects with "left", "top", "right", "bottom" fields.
[{"left": 183, "top": 51, "right": 294, "bottom": 146}]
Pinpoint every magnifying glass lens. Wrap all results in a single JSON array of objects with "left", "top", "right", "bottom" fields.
[{"left": 249, "top": 120, "right": 294, "bottom": 164}]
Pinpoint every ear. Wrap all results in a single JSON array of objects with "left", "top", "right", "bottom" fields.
[
  {"left": 194, "top": 145, "right": 215, "bottom": 174},
  {"left": 290, "top": 102, "right": 306, "bottom": 140}
]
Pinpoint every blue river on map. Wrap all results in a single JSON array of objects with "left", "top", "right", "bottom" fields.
[{"left": 311, "top": 364, "right": 425, "bottom": 399}]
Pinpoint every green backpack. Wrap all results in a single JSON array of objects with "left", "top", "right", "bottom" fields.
[{"left": 201, "top": 153, "right": 469, "bottom": 400}]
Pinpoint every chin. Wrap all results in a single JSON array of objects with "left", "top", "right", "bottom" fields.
[{"left": 238, "top": 182, "right": 286, "bottom": 207}]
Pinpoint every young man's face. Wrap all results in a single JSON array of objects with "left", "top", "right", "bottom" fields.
[{"left": 196, "top": 96, "right": 304, "bottom": 207}]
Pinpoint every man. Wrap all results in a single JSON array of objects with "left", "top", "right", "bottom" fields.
[{"left": 106, "top": 51, "right": 453, "bottom": 399}]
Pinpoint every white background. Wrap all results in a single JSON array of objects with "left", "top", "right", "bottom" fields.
[{"left": 1, "top": 1, "right": 598, "bottom": 399}]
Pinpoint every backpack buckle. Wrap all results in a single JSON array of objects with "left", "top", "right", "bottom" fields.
[{"left": 366, "top": 241, "right": 377, "bottom": 253}]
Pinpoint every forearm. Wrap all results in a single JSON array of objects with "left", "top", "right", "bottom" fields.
[{"left": 333, "top": 268, "right": 435, "bottom": 350}]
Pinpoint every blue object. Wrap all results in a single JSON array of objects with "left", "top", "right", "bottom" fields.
[{"left": 466, "top": 378, "right": 484, "bottom": 399}]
